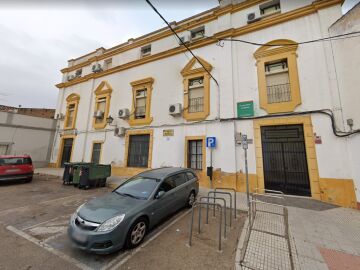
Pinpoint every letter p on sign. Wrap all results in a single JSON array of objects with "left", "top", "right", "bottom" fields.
[{"left": 206, "top": 137, "right": 216, "bottom": 148}]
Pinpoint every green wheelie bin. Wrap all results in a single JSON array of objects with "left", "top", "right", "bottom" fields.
[
  {"left": 78, "top": 164, "right": 111, "bottom": 189},
  {"left": 64, "top": 162, "right": 92, "bottom": 187}
]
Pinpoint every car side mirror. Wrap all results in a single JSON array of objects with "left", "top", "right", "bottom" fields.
[{"left": 156, "top": 191, "right": 165, "bottom": 199}]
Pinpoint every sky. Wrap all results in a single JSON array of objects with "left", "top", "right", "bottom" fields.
[{"left": 0, "top": 0, "right": 358, "bottom": 108}]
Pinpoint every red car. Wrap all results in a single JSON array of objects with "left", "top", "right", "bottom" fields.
[{"left": 0, "top": 155, "right": 34, "bottom": 182}]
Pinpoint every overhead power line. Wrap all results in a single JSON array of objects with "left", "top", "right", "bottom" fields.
[{"left": 145, "top": 0, "right": 219, "bottom": 86}]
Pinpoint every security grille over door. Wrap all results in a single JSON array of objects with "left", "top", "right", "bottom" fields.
[
  {"left": 127, "top": 134, "right": 150, "bottom": 167},
  {"left": 261, "top": 125, "right": 311, "bottom": 196}
]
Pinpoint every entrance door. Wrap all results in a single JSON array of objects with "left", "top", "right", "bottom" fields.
[
  {"left": 261, "top": 125, "right": 311, "bottom": 196},
  {"left": 127, "top": 134, "right": 150, "bottom": 167},
  {"left": 60, "top": 138, "right": 73, "bottom": 167}
]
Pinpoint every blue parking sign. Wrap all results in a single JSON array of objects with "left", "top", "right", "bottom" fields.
[{"left": 206, "top": 137, "right": 216, "bottom": 148}]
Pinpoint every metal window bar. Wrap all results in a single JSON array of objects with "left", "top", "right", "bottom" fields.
[
  {"left": 199, "top": 196, "right": 227, "bottom": 238},
  {"left": 188, "top": 97, "right": 204, "bottom": 113},
  {"left": 208, "top": 191, "right": 232, "bottom": 228},
  {"left": 135, "top": 105, "right": 146, "bottom": 119},
  {"left": 127, "top": 135, "right": 150, "bottom": 167},
  {"left": 215, "top": 187, "right": 237, "bottom": 219},
  {"left": 240, "top": 189, "right": 294, "bottom": 270},
  {"left": 267, "top": 83, "right": 291, "bottom": 104},
  {"left": 188, "top": 140, "right": 202, "bottom": 170},
  {"left": 188, "top": 202, "right": 223, "bottom": 252}
]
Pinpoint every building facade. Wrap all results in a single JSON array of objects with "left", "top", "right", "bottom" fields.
[{"left": 50, "top": 0, "right": 359, "bottom": 208}]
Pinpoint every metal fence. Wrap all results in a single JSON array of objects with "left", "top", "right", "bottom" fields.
[
  {"left": 188, "top": 97, "right": 204, "bottom": 113},
  {"left": 267, "top": 83, "right": 291, "bottom": 104},
  {"left": 240, "top": 189, "right": 294, "bottom": 270}
]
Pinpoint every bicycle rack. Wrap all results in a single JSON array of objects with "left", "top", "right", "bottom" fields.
[
  {"left": 199, "top": 196, "right": 227, "bottom": 238},
  {"left": 188, "top": 201, "right": 223, "bottom": 252},
  {"left": 208, "top": 191, "right": 232, "bottom": 228},
  {"left": 214, "top": 187, "right": 237, "bottom": 219}
]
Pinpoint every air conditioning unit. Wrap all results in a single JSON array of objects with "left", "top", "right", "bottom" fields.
[
  {"left": 56, "top": 113, "right": 65, "bottom": 120},
  {"left": 93, "top": 110, "right": 104, "bottom": 119},
  {"left": 114, "top": 127, "right": 126, "bottom": 137},
  {"left": 67, "top": 75, "right": 75, "bottom": 81},
  {"left": 118, "top": 108, "right": 130, "bottom": 119},
  {"left": 169, "top": 103, "right": 182, "bottom": 116},
  {"left": 92, "top": 63, "right": 103, "bottom": 73},
  {"left": 178, "top": 34, "right": 190, "bottom": 45},
  {"left": 247, "top": 12, "right": 261, "bottom": 24}
]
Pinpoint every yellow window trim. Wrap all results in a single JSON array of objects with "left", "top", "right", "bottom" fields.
[
  {"left": 64, "top": 94, "right": 80, "bottom": 130},
  {"left": 253, "top": 115, "right": 321, "bottom": 200},
  {"left": 128, "top": 77, "right": 154, "bottom": 126},
  {"left": 90, "top": 140, "right": 104, "bottom": 164},
  {"left": 181, "top": 57, "right": 212, "bottom": 121},
  {"left": 124, "top": 129, "right": 153, "bottom": 168},
  {"left": 184, "top": 136, "right": 206, "bottom": 172},
  {"left": 254, "top": 39, "right": 301, "bottom": 114},
  {"left": 56, "top": 134, "right": 76, "bottom": 168},
  {"left": 93, "top": 81, "right": 112, "bottom": 130}
]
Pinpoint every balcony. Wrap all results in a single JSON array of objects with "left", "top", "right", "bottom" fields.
[
  {"left": 267, "top": 83, "right": 291, "bottom": 104},
  {"left": 188, "top": 97, "right": 204, "bottom": 113}
]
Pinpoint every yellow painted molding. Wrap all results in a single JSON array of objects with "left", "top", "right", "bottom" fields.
[
  {"left": 253, "top": 115, "right": 321, "bottom": 199},
  {"left": 184, "top": 136, "right": 206, "bottom": 173},
  {"left": 319, "top": 178, "right": 357, "bottom": 209},
  {"left": 111, "top": 166, "right": 150, "bottom": 177},
  {"left": 182, "top": 57, "right": 212, "bottom": 121},
  {"left": 93, "top": 81, "right": 112, "bottom": 130},
  {"left": 254, "top": 39, "right": 301, "bottom": 113},
  {"left": 124, "top": 129, "right": 154, "bottom": 168},
  {"left": 56, "top": 0, "right": 343, "bottom": 89},
  {"left": 56, "top": 134, "right": 76, "bottom": 168},
  {"left": 64, "top": 93, "right": 80, "bottom": 130},
  {"left": 48, "top": 162, "right": 57, "bottom": 168},
  {"left": 128, "top": 77, "right": 154, "bottom": 126}
]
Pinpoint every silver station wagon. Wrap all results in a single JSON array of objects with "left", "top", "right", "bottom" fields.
[{"left": 68, "top": 167, "right": 199, "bottom": 254}]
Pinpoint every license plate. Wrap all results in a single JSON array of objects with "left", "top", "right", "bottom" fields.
[
  {"left": 72, "top": 231, "right": 87, "bottom": 243},
  {"left": 6, "top": 169, "right": 20, "bottom": 173}
]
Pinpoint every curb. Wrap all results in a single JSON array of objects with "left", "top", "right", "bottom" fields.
[{"left": 234, "top": 215, "right": 249, "bottom": 270}]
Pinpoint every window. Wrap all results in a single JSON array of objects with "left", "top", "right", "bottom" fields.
[
  {"left": 188, "top": 77, "right": 204, "bottom": 113},
  {"left": 75, "top": 69, "right": 82, "bottom": 77},
  {"left": 186, "top": 172, "right": 196, "bottom": 181},
  {"left": 0, "top": 144, "right": 8, "bottom": 155},
  {"left": 188, "top": 140, "right": 203, "bottom": 170},
  {"left": 0, "top": 157, "right": 32, "bottom": 165},
  {"left": 135, "top": 89, "right": 147, "bottom": 119},
  {"left": 91, "top": 142, "right": 102, "bottom": 164},
  {"left": 265, "top": 59, "right": 291, "bottom": 103},
  {"left": 93, "top": 81, "right": 112, "bottom": 129},
  {"left": 104, "top": 58, "right": 112, "bottom": 70},
  {"left": 260, "top": 0, "right": 281, "bottom": 16},
  {"left": 129, "top": 78, "right": 154, "bottom": 126},
  {"left": 127, "top": 134, "right": 150, "bottom": 167},
  {"left": 115, "top": 177, "right": 159, "bottom": 200},
  {"left": 254, "top": 39, "right": 301, "bottom": 113},
  {"left": 158, "top": 178, "right": 176, "bottom": 193},
  {"left": 181, "top": 57, "right": 212, "bottom": 121},
  {"left": 171, "top": 173, "right": 187, "bottom": 187},
  {"left": 64, "top": 94, "right": 80, "bottom": 130},
  {"left": 140, "top": 45, "right": 151, "bottom": 58},
  {"left": 190, "top": 26, "right": 205, "bottom": 41}
]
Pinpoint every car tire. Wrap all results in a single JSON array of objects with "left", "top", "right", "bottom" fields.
[
  {"left": 126, "top": 218, "right": 148, "bottom": 249},
  {"left": 186, "top": 191, "right": 196, "bottom": 208}
]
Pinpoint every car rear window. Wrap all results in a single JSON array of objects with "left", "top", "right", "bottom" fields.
[{"left": 0, "top": 157, "right": 32, "bottom": 166}]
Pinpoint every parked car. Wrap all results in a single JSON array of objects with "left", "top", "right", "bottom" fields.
[
  {"left": 0, "top": 155, "right": 34, "bottom": 182},
  {"left": 68, "top": 167, "right": 199, "bottom": 254}
]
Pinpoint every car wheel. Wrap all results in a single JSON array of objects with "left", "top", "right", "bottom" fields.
[
  {"left": 126, "top": 218, "right": 148, "bottom": 249},
  {"left": 186, "top": 191, "right": 196, "bottom": 207}
]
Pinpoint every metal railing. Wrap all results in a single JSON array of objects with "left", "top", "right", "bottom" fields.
[
  {"left": 135, "top": 106, "right": 146, "bottom": 118},
  {"left": 240, "top": 189, "right": 294, "bottom": 270},
  {"left": 215, "top": 187, "right": 237, "bottom": 219},
  {"left": 267, "top": 83, "right": 291, "bottom": 104},
  {"left": 208, "top": 191, "right": 233, "bottom": 228},
  {"left": 199, "top": 196, "right": 227, "bottom": 238},
  {"left": 188, "top": 97, "right": 204, "bottom": 113}
]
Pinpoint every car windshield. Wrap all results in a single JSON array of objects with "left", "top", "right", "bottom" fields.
[
  {"left": 114, "top": 176, "right": 160, "bottom": 200},
  {"left": 0, "top": 157, "right": 32, "bottom": 166}
]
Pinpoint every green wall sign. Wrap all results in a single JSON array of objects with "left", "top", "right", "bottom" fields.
[{"left": 237, "top": 101, "right": 254, "bottom": 117}]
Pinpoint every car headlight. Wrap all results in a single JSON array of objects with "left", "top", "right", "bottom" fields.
[{"left": 96, "top": 214, "right": 125, "bottom": 232}]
